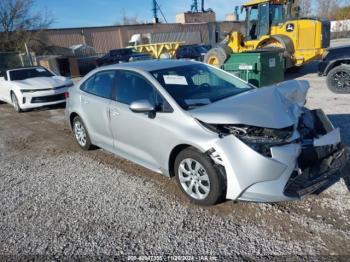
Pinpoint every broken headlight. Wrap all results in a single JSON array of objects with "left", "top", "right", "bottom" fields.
[{"left": 199, "top": 121, "right": 294, "bottom": 157}]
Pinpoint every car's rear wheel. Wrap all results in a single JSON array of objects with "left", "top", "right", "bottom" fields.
[
  {"left": 11, "top": 92, "right": 22, "bottom": 113},
  {"left": 73, "top": 116, "right": 93, "bottom": 150},
  {"left": 327, "top": 65, "right": 350, "bottom": 94},
  {"left": 174, "top": 148, "right": 225, "bottom": 206}
]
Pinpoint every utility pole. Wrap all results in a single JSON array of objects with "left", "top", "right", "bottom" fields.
[
  {"left": 24, "top": 42, "right": 33, "bottom": 66},
  {"left": 152, "top": 0, "right": 167, "bottom": 24},
  {"left": 152, "top": 0, "right": 159, "bottom": 23}
]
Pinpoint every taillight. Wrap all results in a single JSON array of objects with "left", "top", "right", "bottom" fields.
[{"left": 64, "top": 92, "right": 69, "bottom": 98}]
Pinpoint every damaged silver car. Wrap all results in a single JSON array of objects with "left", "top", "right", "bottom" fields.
[{"left": 66, "top": 60, "right": 348, "bottom": 205}]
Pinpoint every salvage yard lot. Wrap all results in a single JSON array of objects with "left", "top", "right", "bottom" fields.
[{"left": 1, "top": 58, "right": 350, "bottom": 257}]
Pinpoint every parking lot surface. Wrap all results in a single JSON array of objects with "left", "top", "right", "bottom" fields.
[{"left": 1, "top": 51, "right": 350, "bottom": 258}]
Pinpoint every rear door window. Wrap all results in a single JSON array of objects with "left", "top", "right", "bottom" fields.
[{"left": 81, "top": 70, "right": 116, "bottom": 99}]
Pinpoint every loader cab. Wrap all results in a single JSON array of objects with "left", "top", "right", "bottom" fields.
[{"left": 243, "top": 1, "right": 291, "bottom": 40}]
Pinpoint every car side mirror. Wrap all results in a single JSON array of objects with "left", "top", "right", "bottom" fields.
[{"left": 129, "top": 100, "right": 155, "bottom": 113}]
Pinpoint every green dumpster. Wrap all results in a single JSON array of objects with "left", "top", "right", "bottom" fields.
[{"left": 223, "top": 50, "right": 284, "bottom": 87}]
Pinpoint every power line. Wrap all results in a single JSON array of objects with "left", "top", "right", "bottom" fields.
[{"left": 155, "top": 0, "right": 168, "bottom": 23}]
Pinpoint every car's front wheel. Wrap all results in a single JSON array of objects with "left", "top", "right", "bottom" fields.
[
  {"left": 73, "top": 116, "right": 93, "bottom": 150},
  {"left": 11, "top": 92, "right": 22, "bottom": 113},
  {"left": 327, "top": 65, "right": 350, "bottom": 94},
  {"left": 174, "top": 148, "right": 225, "bottom": 206}
]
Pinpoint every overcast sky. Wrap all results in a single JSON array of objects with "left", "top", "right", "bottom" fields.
[{"left": 33, "top": 0, "right": 247, "bottom": 28}]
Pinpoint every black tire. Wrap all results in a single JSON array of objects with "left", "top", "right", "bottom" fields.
[
  {"left": 204, "top": 47, "right": 228, "bottom": 67},
  {"left": 326, "top": 65, "right": 350, "bottom": 94},
  {"left": 174, "top": 147, "right": 226, "bottom": 206},
  {"left": 11, "top": 92, "right": 22, "bottom": 113},
  {"left": 72, "top": 116, "right": 93, "bottom": 150}
]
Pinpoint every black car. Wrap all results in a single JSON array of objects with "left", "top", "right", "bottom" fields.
[
  {"left": 97, "top": 48, "right": 152, "bottom": 66},
  {"left": 318, "top": 45, "right": 350, "bottom": 94},
  {"left": 176, "top": 44, "right": 209, "bottom": 61}
]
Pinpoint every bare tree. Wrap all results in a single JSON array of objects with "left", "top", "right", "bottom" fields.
[
  {"left": 317, "top": 0, "right": 343, "bottom": 19},
  {"left": 0, "top": 0, "right": 52, "bottom": 52},
  {"left": 297, "top": 0, "right": 312, "bottom": 17},
  {"left": 332, "top": 5, "right": 350, "bottom": 20}
]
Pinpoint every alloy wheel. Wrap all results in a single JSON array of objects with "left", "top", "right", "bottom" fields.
[
  {"left": 333, "top": 71, "right": 350, "bottom": 91},
  {"left": 11, "top": 93, "right": 19, "bottom": 112},
  {"left": 178, "top": 158, "right": 211, "bottom": 200},
  {"left": 74, "top": 121, "right": 87, "bottom": 147}
]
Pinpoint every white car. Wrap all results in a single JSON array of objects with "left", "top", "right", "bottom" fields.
[{"left": 0, "top": 66, "right": 73, "bottom": 112}]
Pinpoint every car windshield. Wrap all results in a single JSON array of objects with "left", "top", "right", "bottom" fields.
[
  {"left": 9, "top": 68, "right": 54, "bottom": 81},
  {"left": 151, "top": 64, "right": 253, "bottom": 110}
]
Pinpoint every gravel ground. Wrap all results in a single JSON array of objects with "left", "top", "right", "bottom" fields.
[{"left": 1, "top": 40, "right": 350, "bottom": 260}]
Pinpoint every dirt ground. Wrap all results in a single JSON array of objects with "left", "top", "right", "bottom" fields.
[{"left": 0, "top": 40, "right": 350, "bottom": 259}]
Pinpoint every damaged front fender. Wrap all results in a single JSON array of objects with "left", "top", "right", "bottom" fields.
[{"left": 212, "top": 135, "right": 294, "bottom": 200}]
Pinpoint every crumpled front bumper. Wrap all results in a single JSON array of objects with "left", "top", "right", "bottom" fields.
[
  {"left": 213, "top": 109, "right": 349, "bottom": 202},
  {"left": 284, "top": 144, "right": 349, "bottom": 198}
]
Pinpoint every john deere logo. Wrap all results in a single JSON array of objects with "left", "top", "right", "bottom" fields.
[{"left": 286, "top": 23, "right": 294, "bottom": 32}]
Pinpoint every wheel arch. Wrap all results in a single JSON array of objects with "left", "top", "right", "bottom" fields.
[
  {"left": 10, "top": 89, "right": 17, "bottom": 99},
  {"left": 257, "top": 34, "right": 295, "bottom": 54},
  {"left": 69, "top": 112, "right": 80, "bottom": 129},
  {"left": 325, "top": 59, "right": 350, "bottom": 75},
  {"left": 168, "top": 144, "right": 192, "bottom": 177},
  {"left": 167, "top": 143, "right": 227, "bottom": 182}
]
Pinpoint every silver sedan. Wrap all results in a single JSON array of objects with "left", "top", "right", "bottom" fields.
[{"left": 65, "top": 60, "right": 348, "bottom": 205}]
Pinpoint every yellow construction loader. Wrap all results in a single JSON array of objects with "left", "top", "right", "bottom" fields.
[{"left": 204, "top": 0, "right": 331, "bottom": 69}]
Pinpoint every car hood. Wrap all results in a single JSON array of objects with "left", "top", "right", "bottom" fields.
[
  {"left": 325, "top": 45, "right": 350, "bottom": 60},
  {"left": 327, "top": 45, "right": 350, "bottom": 52},
  {"left": 14, "top": 76, "right": 70, "bottom": 89},
  {"left": 190, "top": 80, "right": 309, "bottom": 129}
]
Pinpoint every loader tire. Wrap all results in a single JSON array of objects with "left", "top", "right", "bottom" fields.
[{"left": 204, "top": 47, "right": 228, "bottom": 68}]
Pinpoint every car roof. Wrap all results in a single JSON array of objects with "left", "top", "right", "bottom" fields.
[
  {"left": 110, "top": 48, "right": 132, "bottom": 51},
  {"left": 179, "top": 44, "right": 202, "bottom": 47},
  {"left": 8, "top": 66, "right": 44, "bottom": 72},
  {"left": 101, "top": 59, "right": 198, "bottom": 72}
]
